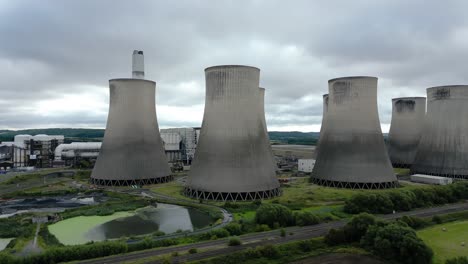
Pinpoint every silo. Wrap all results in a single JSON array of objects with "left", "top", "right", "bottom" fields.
[
  {"left": 314, "top": 94, "right": 329, "bottom": 158},
  {"left": 311, "top": 76, "right": 398, "bottom": 189},
  {"left": 411, "top": 86, "right": 468, "bottom": 179},
  {"left": 185, "top": 65, "right": 281, "bottom": 201},
  {"left": 91, "top": 52, "right": 171, "bottom": 186},
  {"left": 387, "top": 97, "right": 426, "bottom": 168}
]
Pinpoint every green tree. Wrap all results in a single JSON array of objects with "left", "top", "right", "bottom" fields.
[{"left": 255, "top": 204, "right": 294, "bottom": 227}]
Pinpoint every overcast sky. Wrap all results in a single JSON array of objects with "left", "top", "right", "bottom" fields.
[{"left": 1, "top": 0, "right": 467, "bottom": 132}]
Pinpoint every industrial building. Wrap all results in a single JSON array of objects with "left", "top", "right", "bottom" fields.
[
  {"left": 53, "top": 142, "right": 102, "bottom": 166},
  {"left": 91, "top": 51, "right": 171, "bottom": 186},
  {"left": 1, "top": 134, "right": 64, "bottom": 168},
  {"left": 298, "top": 159, "right": 315, "bottom": 173},
  {"left": 410, "top": 174, "right": 453, "bottom": 185},
  {"left": 314, "top": 94, "right": 329, "bottom": 158},
  {"left": 185, "top": 65, "right": 281, "bottom": 201},
  {"left": 387, "top": 97, "right": 426, "bottom": 168},
  {"left": 312, "top": 76, "right": 398, "bottom": 189},
  {"left": 160, "top": 127, "right": 200, "bottom": 164},
  {"left": 411, "top": 85, "right": 468, "bottom": 179}
]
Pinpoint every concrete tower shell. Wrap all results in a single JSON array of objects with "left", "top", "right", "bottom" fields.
[
  {"left": 311, "top": 76, "right": 398, "bottom": 189},
  {"left": 259, "top": 87, "right": 277, "bottom": 170},
  {"left": 314, "top": 94, "right": 329, "bottom": 158},
  {"left": 185, "top": 65, "right": 281, "bottom": 201},
  {"left": 411, "top": 85, "right": 468, "bottom": 179},
  {"left": 387, "top": 97, "right": 426, "bottom": 168},
  {"left": 91, "top": 78, "right": 172, "bottom": 186}
]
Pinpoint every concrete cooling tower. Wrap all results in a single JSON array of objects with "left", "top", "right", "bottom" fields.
[
  {"left": 184, "top": 65, "right": 281, "bottom": 201},
  {"left": 259, "top": 87, "right": 277, "bottom": 171},
  {"left": 387, "top": 97, "right": 426, "bottom": 168},
  {"left": 91, "top": 51, "right": 171, "bottom": 186},
  {"left": 311, "top": 76, "right": 398, "bottom": 189},
  {"left": 314, "top": 94, "right": 329, "bottom": 158},
  {"left": 411, "top": 86, "right": 468, "bottom": 179}
]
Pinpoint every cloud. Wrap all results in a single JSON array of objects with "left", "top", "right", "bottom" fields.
[{"left": 1, "top": 0, "right": 468, "bottom": 132}]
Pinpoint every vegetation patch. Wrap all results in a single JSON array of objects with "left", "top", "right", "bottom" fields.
[{"left": 418, "top": 220, "right": 468, "bottom": 264}]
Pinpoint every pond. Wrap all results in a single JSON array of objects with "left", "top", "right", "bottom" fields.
[{"left": 48, "top": 203, "right": 213, "bottom": 245}]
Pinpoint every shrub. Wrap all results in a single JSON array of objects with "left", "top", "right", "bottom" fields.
[
  {"left": 361, "top": 223, "right": 433, "bottom": 264},
  {"left": 228, "top": 237, "right": 242, "bottom": 246},
  {"left": 343, "top": 213, "right": 377, "bottom": 242},
  {"left": 255, "top": 224, "right": 271, "bottom": 232},
  {"left": 280, "top": 228, "right": 286, "bottom": 237},
  {"left": 446, "top": 257, "right": 468, "bottom": 264},
  {"left": 344, "top": 193, "right": 394, "bottom": 214},
  {"left": 399, "top": 216, "right": 429, "bottom": 229},
  {"left": 257, "top": 244, "right": 279, "bottom": 258},
  {"left": 294, "top": 211, "right": 320, "bottom": 226},
  {"left": 255, "top": 204, "right": 294, "bottom": 227},
  {"left": 188, "top": 248, "right": 198, "bottom": 254},
  {"left": 224, "top": 223, "right": 242, "bottom": 236},
  {"left": 432, "top": 215, "right": 443, "bottom": 224},
  {"left": 324, "top": 228, "right": 346, "bottom": 245}
]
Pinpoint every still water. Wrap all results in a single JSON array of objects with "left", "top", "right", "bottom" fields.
[{"left": 48, "top": 203, "right": 212, "bottom": 245}]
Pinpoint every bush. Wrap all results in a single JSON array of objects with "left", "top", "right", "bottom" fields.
[
  {"left": 343, "top": 213, "right": 377, "bottom": 242},
  {"left": 228, "top": 237, "right": 242, "bottom": 246},
  {"left": 188, "top": 248, "right": 198, "bottom": 254},
  {"left": 257, "top": 244, "right": 279, "bottom": 258},
  {"left": 294, "top": 211, "right": 320, "bottom": 226},
  {"left": 446, "top": 257, "right": 468, "bottom": 264},
  {"left": 399, "top": 216, "right": 429, "bottom": 229},
  {"left": 280, "top": 228, "right": 286, "bottom": 237},
  {"left": 255, "top": 204, "right": 294, "bottom": 228},
  {"left": 344, "top": 182, "right": 468, "bottom": 214},
  {"left": 361, "top": 223, "right": 433, "bottom": 264},
  {"left": 432, "top": 215, "right": 443, "bottom": 224},
  {"left": 224, "top": 223, "right": 242, "bottom": 236},
  {"left": 324, "top": 228, "right": 346, "bottom": 245}
]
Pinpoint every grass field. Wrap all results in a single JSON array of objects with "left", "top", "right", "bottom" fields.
[{"left": 418, "top": 220, "right": 468, "bottom": 264}]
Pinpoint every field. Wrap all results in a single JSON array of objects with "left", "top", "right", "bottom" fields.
[{"left": 418, "top": 220, "right": 468, "bottom": 264}]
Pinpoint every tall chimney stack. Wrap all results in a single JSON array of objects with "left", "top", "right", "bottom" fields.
[{"left": 132, "top": 50, "right": 144, "bottom": 79}]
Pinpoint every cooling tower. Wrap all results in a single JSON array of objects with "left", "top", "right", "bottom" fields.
[
  {"left": 91, "top": 52, "right": 171, "bottom": 186},
  {"left": 184, "top": 65, "right": 281, "bottom": 201},
  {"left": 411, "top": 86, "right": 468, "bottom": 179},
  {"left": 311, "top": 76, "right": 398, "bottom": 189},
  {"left": 387, "top": 97, "right": 426, "bottom": 168},
  {"left": 314, "top": 94, "right": 329, "bottom": 158},
  {"left": 259, "top": 87, "right": 277, "bottom": 170}
]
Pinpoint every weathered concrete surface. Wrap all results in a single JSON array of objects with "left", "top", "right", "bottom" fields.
[
  {"left": 259, "top": 87, "right": 277, "bottom": 170},
  {"left": 91, "top": 78, "right": 171, "bottom": 184},
  {"left": 411, "top": 85, "right": 468, "bottom": 178},
  {"left": 315, "top": 94, "right": 329, "bottom": 158},
  {"left": 387, "top": 97, "right": 426, "bottom": 167},
  {"left": 186, "top": 65, "right": 280, "bottom": 195},
  {"left": 312, "top": 76, "right": 397, "bottom": 187}
]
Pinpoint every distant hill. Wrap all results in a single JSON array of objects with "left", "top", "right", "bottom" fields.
[{"left": 0, "top": 128, "right": 320, "bottom": 145}]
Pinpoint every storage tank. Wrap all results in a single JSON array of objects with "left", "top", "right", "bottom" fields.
[
  {"left": 411, "top": 85, "right": 468, "bottom": 179},
  {"left": 91, "top": 52, "right": 171, "bottom": 186},
  {"left": 311, "top": 76, "right": 398, "bottom": 189},
  {"left": 185, "top": 65, "right": 281, "bottom": 201},
  {"left": 314, "top": 94, "right": 329, "bottom": 158},
  {"left": 387, "top": 97, "right": 426, "bottom": 168}
]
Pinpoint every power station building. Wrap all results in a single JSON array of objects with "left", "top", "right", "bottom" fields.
[
  {"left": 312, "top": 76, "right": 398, "bottom": 189},
  {"left": 411, "top": 85, "right": 468, "bottom": 179},
  {"left": 91, "top": 51, "right": 171, "bottom": 186},
  {"left": 387, "top": 97, "right": 426, "bottom": 168},
  {"left": 185, "top": 65, "right": 281, "bottom": 201}
]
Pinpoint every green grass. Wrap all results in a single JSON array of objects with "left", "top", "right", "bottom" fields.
[
  {"left": 233, "top": 211, "right": 256, "bottom": 222},
  {"left": 418, "top": 220, "right": 468, "bottom": 264}
]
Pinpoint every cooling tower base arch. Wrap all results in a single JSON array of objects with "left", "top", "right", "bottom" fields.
[
  {"left": 310, "top": 178, "right": 399, "bottom": 189},
  {"left": 392, "top": 163, "right": 412, "bottom": 169},
  {"left": 183, "top": 187, "right": 282, "bottom": 201},
  {"left": 91, "top": 175, "right": 173, "bottom": 187}
]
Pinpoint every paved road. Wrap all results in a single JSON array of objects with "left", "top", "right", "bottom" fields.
[{"left": 78, "top": 202, "right": 468, "bottom": 264}]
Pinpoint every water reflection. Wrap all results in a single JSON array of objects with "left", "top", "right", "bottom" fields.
[{"left": 84, "top": 203, "right": 212, "bottom": 242}]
